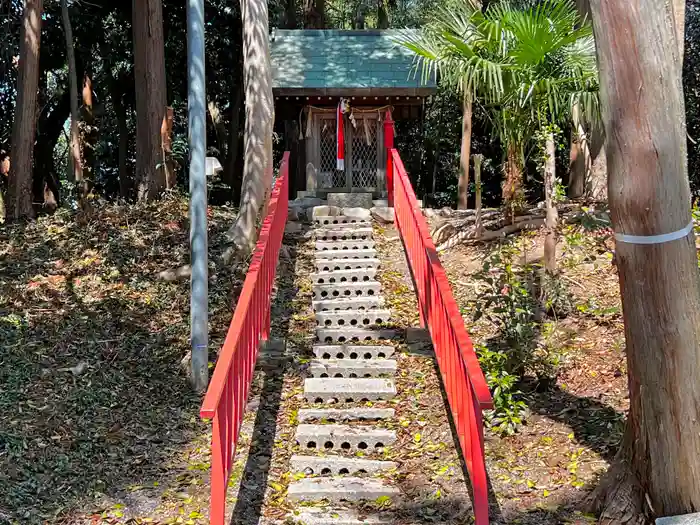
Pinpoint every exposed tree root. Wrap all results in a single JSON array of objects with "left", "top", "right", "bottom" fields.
[
  {"left": 587, "top": 455, "right": 649, "bottom": 525},
  {"left": 429, "top": 204, "right": 609, "bottom": 251}
]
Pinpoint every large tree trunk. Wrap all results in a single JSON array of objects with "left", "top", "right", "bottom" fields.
[
  {"left": 226, "top": 0, "right": 275, "bottom": 256},
  {"left": 543, "top": 131, "right": 558, "bottom": 273},
  {"left": 588, "top": 1, "right": 700, "bottom": 522},
  {"left": 61, "top": 0, "right": 87, "bottom": 206},
  {"left": 457, "top": 91, "right": 472, "bottom": 210},
  {"left": 7, "top": 0, "right": 42, "bottom": 220},
  {"left": 132, "top": 0, "right": 168, "bottom": 201}
]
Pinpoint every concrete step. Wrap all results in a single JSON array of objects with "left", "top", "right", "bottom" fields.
[
  {"left": 295, "top": 423, "right": 396, "bottom": 451},
  {"left": 315, "top": 258, "right": 380, "bottom": 272},
  {"left": 314, "top": 216, "right": 371, "bottom": 227},
  {"left": 304, "top": 378, "right": 396, "bottom": 403},
  {"left": 314, "top": 249, "right": 376, "bottom": 261},
  {"left": 312, "top": 268, "right": 377, "bottom": 284},
  {"left": 290, "top": 455, "right": 397, "bottom": 476},
  {"left": 316, "top": 309, "right": 391, "bottom": 329},
  {"left": 313, "top": 297, "right": 384, "bottom": 312},
  {"left": 316, "top": 328, "right": 399, "bottom": 344},
  {"left": 309, "top": 358, "right": 397, "bottom": 378},
  {"left": 313, "top": 282, "right": 381, "bottom": 300},
  {"left": 315, "top": 227, "right": 373, "bottom": 242},
  {"left": 316, "top": 240, "right": 376, "bottom": 252},
  {"left": 288, "top": 509, "right": 393, "bottom": 525},
  {"left": 288, "top": 477, "right": 400, "bottom": 503},
  {"left": 298, "top": 407, "right": 395, "bottom": 423},
  {"left": 312, "top": 345, "right": 395, "bottom": 360}
]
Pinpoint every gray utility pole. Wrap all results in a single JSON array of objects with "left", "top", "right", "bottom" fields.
[{"left": 187, "top": 0, "right": 208, "bottom": 392}]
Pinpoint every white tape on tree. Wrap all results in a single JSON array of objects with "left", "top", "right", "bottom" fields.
[{"left": 614, "top": 221, "right": 694, "bottom": 244}]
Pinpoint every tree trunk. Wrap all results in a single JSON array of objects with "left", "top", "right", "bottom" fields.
[
  {"left": 61, "top": 0, "right": 86, "bottom": 206},
  {"left": 225, "top": 84, "right": 244, "bottom": 199},
  {"left": 283, "top": 0, "right": 297, "bottom": 28},
  {"left": 161, "top": 106, "right": 176, "bottom": 189},
  {"left": 568, "top": 104, "right": 590, "bottom": 199},
  {"left": 304, "top": 0, "right": 325, "bottom": 28},
  {"left": 588, "top": 0, "right": 700, "bottom": 521},
  {"left": 132, "top": 0, "right": 168, "bottom": 201},
  {"left": 33, "top": 90, "right": 69, "bottom": 210},
  {"left": 588, "top": 125, "right": 608, "bottom": 200},
  {"left": 109, "top": 72, "right": 132, "bottom": 199},
  {"left": 7, "top": 0, "right": 42, "bottom": 220},
  {"left": 226, "top": 0, "right": 275, "bottom": 256},
  {"left": 81, "top": 73, "right": 97, "bottom": 195},
  {"left": 378, "top": 0, "right": 389, "bottom": 28},
  {"left": 543, "top": 131, "right": 558, "bottom": 273},
  {"left": 208, "top": 100, "right": 228, "bottom": 160},
  {"left": 474, "top": 154, "right": 484, "bottom": 237},
  {"left": 457, "top": 91, "right": 472, "bottom": 210},
  {"left": 502, "top": 141, "right": 524, "bottom": 209},
  {"left": 671, "top": 0, "right": 685, "bottom": 59}
]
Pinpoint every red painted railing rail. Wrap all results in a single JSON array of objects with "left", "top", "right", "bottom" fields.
[
  {"left": 200, "top": 152, "right": 290, "bottom": 524},
  {"left": 391, "top": 148, "right": 493, "bottom": 525}
]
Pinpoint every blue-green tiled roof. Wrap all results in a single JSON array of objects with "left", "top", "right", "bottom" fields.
[{"left": 270, "top": 30, "right": 436, "bottom": 95}]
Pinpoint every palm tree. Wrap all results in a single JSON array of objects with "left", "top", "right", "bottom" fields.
[{"left": 398, "top": 0, "right": 599, "bottom": 212}]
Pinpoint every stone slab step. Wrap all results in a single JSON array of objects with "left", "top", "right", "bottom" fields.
[
  {"left": 288, "top": 477, "right": 400, "bottom": 503},
  {"left": 304, "top": 378, "right": 396, "bottom": 403},
  {"left": 288, "top": 509, "right": 393, "bottom": 525},
  {"left": 313, "top": 282, "right": 381, "bottom": 300},
  {"left": 314, "top": 216, "right": 371, "bottom": 227},
  {"left": 317, "top": 328, "right": 400, "bottom": 344},
  {"left": 316, "top": 240, "right": 376, "bottom": 252},
  {"left": 312, "top": 345, "right": 395, "bottom": 359},
  {"left": 316, "top": 309, "right": 391, "bottom": 329},
  {"left": 298, "top": 408, "right": 395, "bottom": 423},
  {"left": 312, "top": 268, "right": 377, "bottom": 284},
  {"left": 315, "top": 228, "right": 374, "bottom": 242},
  {"left": 309, "top": 358, "right": 397, "bottom": 378},
  {"left": 315, "top": 258, "right": 381, "bottom": 272},
  {"left": 290, "top": 455, "right": 397, "bottom": 476},
  {"left": 313, "top": 297, "right": 384, "bottom": 312},
  {"left": 296, "top": 424, "right": 396, "bottom": 451},
  {"left": 314, "top": 249, "right": 376, "bottom": 261}
]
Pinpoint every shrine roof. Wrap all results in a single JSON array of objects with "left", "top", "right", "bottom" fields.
[{"left": 270, "top": 30, "right": 437, "bottom": 97}]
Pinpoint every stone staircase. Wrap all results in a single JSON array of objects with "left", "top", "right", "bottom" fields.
[{"left": 287, "top": 209, "right": 400, "bottom": 525}]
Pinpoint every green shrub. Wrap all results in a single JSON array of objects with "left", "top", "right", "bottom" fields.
[{"left": 472, "top": 242, "right": 569, "bottom": 435}]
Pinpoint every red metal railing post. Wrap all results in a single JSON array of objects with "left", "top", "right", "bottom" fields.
[{"left": 384, "top": 111, "right": 395, "bottom": 207}]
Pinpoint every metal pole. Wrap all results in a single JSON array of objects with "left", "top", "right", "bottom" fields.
[{"left": 188, "top": 0, "right": 208, "bottom": 392}]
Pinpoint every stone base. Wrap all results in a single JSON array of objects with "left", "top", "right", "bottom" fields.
[
  {"left": 657, "top": 515, "right": 700, "bottom": 524},
  {"left": 328, "top": 192, "right": 373, "bottom": 209}
]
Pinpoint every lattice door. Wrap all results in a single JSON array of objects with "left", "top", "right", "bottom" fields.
[
  {"left": 318, "top": 116, "right": 346, "bottom": 189},
  {"left": 349, "top": 117, "right": 380, "bottom": 190}
]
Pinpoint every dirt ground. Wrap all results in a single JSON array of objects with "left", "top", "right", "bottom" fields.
[
  {"left": 405, "top": 219, "right": 627, "bottom": 524},
  {"left": 0, "top": 202, "right": 626, "bottom": 524}
]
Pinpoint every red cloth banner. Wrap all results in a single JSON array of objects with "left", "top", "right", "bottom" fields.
[{"left": 336, "top": 102, "right": 345, "bottom": 170}]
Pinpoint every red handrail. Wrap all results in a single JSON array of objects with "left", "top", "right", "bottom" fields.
[
  {"left": 391, "top": 148, "right": 493, "bottom": 525},
  {"left": 200, "top": 152, "right": 290, "bottom": 524}
]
